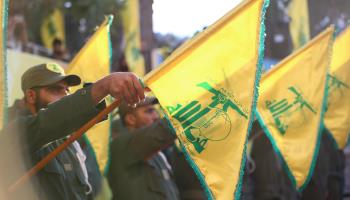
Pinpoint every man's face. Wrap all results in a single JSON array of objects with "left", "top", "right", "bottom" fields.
[
  {"left": 129, "top": 104, "right": 160, "bottom": 129},
  {"left": 53, "top": 44, "right": 64, "bottom": 55},
  {"left": 33, "top": 81, "right": 70, "bottom": 110}
]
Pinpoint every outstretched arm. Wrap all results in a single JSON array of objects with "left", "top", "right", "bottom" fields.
[
  {"left": 91, "top": 72, "right": 145, "bottom": 105},
  {"left": 24, "top": 72, "right": 146, "bottom": 152}
]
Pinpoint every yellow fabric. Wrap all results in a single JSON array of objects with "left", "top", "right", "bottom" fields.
[
  {"left": 256, "top": 27, "right": 334, "bottom": 189},
  {"left": 66, "top": 16, "right": 113, "bottom": 173},
  {"left": 0, "top": 0, "right": 4, "bottom": 128},
  {"left": 144, "top": 0, "right": 266, "bottom": 199},
  {"left": 288, "top": 0, "right": 310, "bottom": 50},
  {"left": 7, "top": 50, "right": 67, "bottom": 106},
  {"left": 94, "top": 176, "right": 112, "bottom": 200},
  {"left": 40, "top": 9, "right": 65, "bottom": 49},
  {"left": 121, "top": 0, "right": 145, "bottom": 76},
  {"left": 324, "top": 27, "right": 350, "bottom": 149}
]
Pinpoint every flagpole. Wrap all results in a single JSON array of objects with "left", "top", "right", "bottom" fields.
[{"left": 7, "top": 99, "right": 121, "bottom": 193}]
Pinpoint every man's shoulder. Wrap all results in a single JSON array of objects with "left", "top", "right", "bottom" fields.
[
  {"left": 110, "top": 132, "right": 133, "bottom": 149},
  {"left": 1, "top": 114, "right": 33, "bottom": 134}
]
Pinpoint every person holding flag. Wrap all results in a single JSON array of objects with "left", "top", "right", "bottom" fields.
[{"left": 0, "top": 63, "right": 145, "bottom": 199}]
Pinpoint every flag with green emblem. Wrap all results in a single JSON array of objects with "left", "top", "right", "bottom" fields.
[
  {"left": 288, "top": 0, "right": 310, "bottom": 50},
  {"left": 144, "top": 0, "right": 269, "bottom": 199},
  {"left": 120, "top": 0, "right": 145, "bottom": 76},
  {"left": 66, "top": 15, "right": 113, "bottom": 174},
  {"left": 40, "top": 9, "right": 65, "bottom": 49},
  {"left": 255, "top": 26, "right": 334, "bottom": 190},
  {"left": 324, "top": 27, "right": 350, "bottom": 149}
]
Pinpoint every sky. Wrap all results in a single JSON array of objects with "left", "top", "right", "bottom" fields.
[{"left": 153, "top": 0, "right": 242, "bottom": 37}]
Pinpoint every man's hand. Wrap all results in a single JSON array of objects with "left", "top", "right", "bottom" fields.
[{"left": 91, "top": 72, "right": 145, "bottom": 105}]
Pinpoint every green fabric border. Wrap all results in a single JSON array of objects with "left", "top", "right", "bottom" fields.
[
  {"left": 323, "top": 30, "right": 349, "bottom": 150},
  {"left": 299, "top": 32, "right": 335, "bottom": 191},
  {"left": 2, "top": 0, "right": 9, "bottom": 126},
  {"left": 255, "top": 111, "right": 298, "bottom": 187},
  {"left": 234, "top": 0, "right": 270, "bottom": 199},
  {"left": 178, "top": 139, "right": 214, "bottom": 199},
  {"left": 255, "top": 29, "right": 335, "bottom": 191},
  {"left": 163, "top": 115, "right": 215, "bottom": 199},
  {"left": 81, "top": 15, "right": 114, "bottom": 176},
  {"left": 160, "top": 108, "right": 214, "bottom": 199},
  {"left": 103, "top": 14, "right": 114, "bottom": 175},
  {"left": 255, "top": 70, "right": 328, "bottom": 192},
  {"left": 82, "top": 134, "right": 102, "bottom": 176},
  {"left": 161, "top": 1, "right": 270, "bottom": 199},
  {"left": 162, "top": 112, "right": 178, "bottom": 138},
  {"left": 324, "top": 127, "right": 340, "bottom": 152}
]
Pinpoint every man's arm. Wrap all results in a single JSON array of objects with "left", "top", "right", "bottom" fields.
[
  {"left": 91, "top": 72, "right": 145, "bottom": 105},
  {"left": 26, "top": 72, "right": 145, "bottom": 152},
  {"left": 131, "top": 120, "right": 176, "bottom": 160},
  {"left": 112, "top": 119, "right": 176, "bottom": 164}
]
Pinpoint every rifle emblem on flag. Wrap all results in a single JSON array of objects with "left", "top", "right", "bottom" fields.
[
  {"left": 266, "top": 86, "right": 317, "bottom": 135},
  {"left": 166, "top": 82, "right": 248, "bottom": 153},
  {"left": 327, "top": 74, "right": 350, "bottom": 104}
]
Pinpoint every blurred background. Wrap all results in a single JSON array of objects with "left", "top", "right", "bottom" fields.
[
  {"left": 4, "top": 1, "right": 350, "bottom": 199},
  {"left": 7, "top": 0, "right": 350, "bottom": 73}
]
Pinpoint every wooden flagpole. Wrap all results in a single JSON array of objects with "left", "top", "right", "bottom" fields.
[{"left": 8, "top": 100, "right": 121, "bottom": 193}]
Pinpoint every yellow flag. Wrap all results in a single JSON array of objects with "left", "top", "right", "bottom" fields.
[
  {"left": 144, "top": 0, "right": 269, "bottom": 199},
  {"left": 121, "top": 0, "right": 145, "bottom": 76},
  {"left": 0, "top": 0, "right": 6, "bottom": 128},
  {"left": 256, "top": 27, "right": 334, "bottom": 190},
  {"left": 288, "top": 0, "right": 310, "bottom": 50},
  {"left": 66, "top": 15, "right": 113, "bottom": 173},
  {"left": 324, "top": 27, "right": 350, "bottom": 149},
  {"left": 40, "top": 9, "right": 65, "bottom": 49},
  {"left": 6, "top": 50, "right": 67, "bottom": 105}
]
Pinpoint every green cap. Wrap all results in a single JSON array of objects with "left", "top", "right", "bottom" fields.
[{"left": 21, "top": 63, "right": 81, "bottom": 92}]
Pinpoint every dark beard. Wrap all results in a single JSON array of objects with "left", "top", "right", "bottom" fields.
[
  {"left": 34, "top": 99, "right": 47, "bottom": 111},
  {"left": 34, "top": 90, "right": 48, "bottom": 112}
]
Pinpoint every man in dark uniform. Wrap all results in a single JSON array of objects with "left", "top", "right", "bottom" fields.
[
  {"left": 107, "top": 97, "right": 180, "bottom": 200},
  {"left": 0, "top": 63, "right": 145, "bottom": 199}
]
